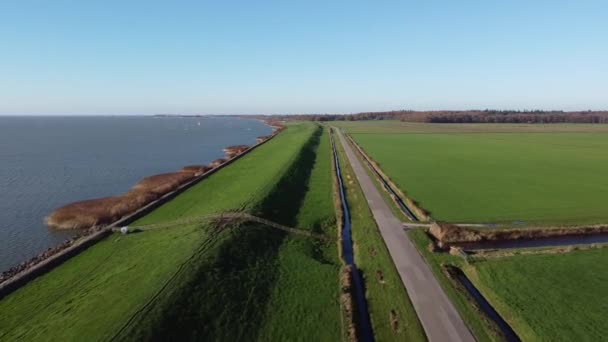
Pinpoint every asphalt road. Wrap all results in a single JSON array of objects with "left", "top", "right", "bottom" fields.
[{"left": 336, "top": 129, "right": 475, "bottom": 342}]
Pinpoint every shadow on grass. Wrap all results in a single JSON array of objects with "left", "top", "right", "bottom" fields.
[
  {"left": 253, "top": 126, "right": 321, "bottom": 226},
  {"left": 117, "top": 126, "right": 323, "bottom": 341}
]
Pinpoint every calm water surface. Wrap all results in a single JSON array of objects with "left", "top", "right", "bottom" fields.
[{"left": 0, "top": 116, "right": 271, "bottom": 272}]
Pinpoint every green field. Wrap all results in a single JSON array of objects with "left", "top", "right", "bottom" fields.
[
  {"left": 465, "top": 248, "right": 608, "bottom": 341},
  {"left": 340, "top": 124, "right": 608, "bottom": 224},
  {"left": 334, "top": 120, "right": 608, "bottom": 134},
  {"left": 0, "top": 124, "right": 344, "bottom": 341},
  {"left": 334, "top": 132, "right": 426, "bottom": 341}
]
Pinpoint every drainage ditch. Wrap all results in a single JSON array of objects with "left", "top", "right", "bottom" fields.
[
  {"left": 446, "top": 266, "right": 520, "bottom": 342},
  {"left": 330, "top": 129, "right": 374, "bottom": 342}
]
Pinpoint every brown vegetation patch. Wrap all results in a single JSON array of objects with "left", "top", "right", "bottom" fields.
[
  {"left": 267, "top": 121, "right": 286, "bottom": 132},
  {"left": 209, "top": 158, "right": 227, "bottom": 168},
  {"left": 256, "top": 135, "right": 271, "bottom": 143},
  {"left": 223, "top": 145, "right": 249, "bottom": 158},
  {"left": 43, "top": 127, "right": 277, "bottom": 233},
  {"left": 46, "top": 171, "right": 197, "bottom": 231},
  {"left": 471, "top": 243, "right": 608, "bottom": 259},
  {"left": 180, "top": 165, "right": 211, "bottom": 176},
  {"left": 369, "top": 248, "right": 376, "bottom": 257},
  {"left": 340, "top": 265, "right": 358, "bottom": 342},
  {"left": 132, "top": 172, "right": 197, "bottom": 196},
  {"left": 389, "top": 310, "right": 399, "bottom": 333},
  {"left": 429, "top": 222, "right": 608, "bottom": 248},
  {"left": 45, "top": 190, "right": 158, "bottom": 230},
  {"left": 376, "top": 270, "right": 385, "bottom": 284}
]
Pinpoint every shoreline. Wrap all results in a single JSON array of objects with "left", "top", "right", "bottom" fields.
[{"left": 0, "top": 120, "right": 284, "bottom": 292}]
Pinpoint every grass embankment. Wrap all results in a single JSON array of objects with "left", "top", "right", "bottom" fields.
[
  {"left": 465, "top": 249, "right": 608, "bottom": 341},
  {"left": 0, "top": 123, "right": 341, "bottom": 341},
  {"left": 334, "top": 132, "right": 426, "bottom": 341},
  {"left": 255, "top": 129, "right": 341, "bottom": 340},
  {"left": 349, "top": 132, "right": 608, "bottom": 225}
]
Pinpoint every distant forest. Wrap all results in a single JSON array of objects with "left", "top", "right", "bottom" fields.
[{"left": 262, "top": 110, "right": 608, "bottom": 124}]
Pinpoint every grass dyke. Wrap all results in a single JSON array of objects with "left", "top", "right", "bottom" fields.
[
  {"left": 333, "top": 131, "right": 426, "bottom": 341},
  {"left": 0, "top": 123, "right": 322, "bottom": 341},
  {"left": 255, "top": 127, "right": 342, "bottom": 341},
  {"left": 1, "top": 127, "right": 285, "bottom": 292},
  {"left": 119, "top": 124, "right": 342, "bottom": 341}
]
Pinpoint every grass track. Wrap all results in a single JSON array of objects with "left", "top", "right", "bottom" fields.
[{"left": 334, "top": 131, "right": 426, "bottom": 341}]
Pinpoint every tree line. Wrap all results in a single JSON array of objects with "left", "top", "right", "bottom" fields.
[{"left": 256, "top": 110, "right": 608, "bottom": 124}]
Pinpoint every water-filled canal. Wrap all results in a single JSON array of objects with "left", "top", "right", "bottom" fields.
[
  {"left": 456, "top": 233, "right": 608, "bottom": 251},
  {"left": 330, "top": 129, "right": 374, "bottom": 342}
]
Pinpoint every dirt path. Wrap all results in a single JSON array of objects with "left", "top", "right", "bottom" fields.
[
  {"left": 126, "top": 212, "right": 330, "bottom": 240},
  {"left": 335, "top": 129, "right": 475, "bottom": 342}
]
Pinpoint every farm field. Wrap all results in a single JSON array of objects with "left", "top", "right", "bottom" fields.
[
  {"left": 334, "top": 132, "right": 426, "bottom": 341},
  {"left": 0, "top": 123, "right": 343, "bottom": 341},
  {"left": 464, "top": 248, "right": 608, "bottom": 341},
  {"left": 334, "top": 120, "right": 608, "bottom": 134},
  {"left": 339, "top": 124, "right": 608, "bottom": 224}
]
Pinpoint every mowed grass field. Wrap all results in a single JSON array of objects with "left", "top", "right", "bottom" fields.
[
  {"left": 334, "top": 120, "right": 608, "bottom": 134},
  {"left": 339, "top": 122, "right": 608, "bottom": 224},
  {"left": 0, "top": 123, "right": 343, "bottom": 341},
  {"left": 464, "top": 248, "right": 608, "bottom": 341}
]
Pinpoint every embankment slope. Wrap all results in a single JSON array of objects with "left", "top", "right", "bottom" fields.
[{"left": 0, "top": 123, "right": 337, "bottom": 341}]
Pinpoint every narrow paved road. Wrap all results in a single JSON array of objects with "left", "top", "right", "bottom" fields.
[{"left": 336, "top": 129, "right": 475, "bottom": 342}]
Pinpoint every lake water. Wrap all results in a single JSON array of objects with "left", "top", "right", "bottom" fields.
[{"left": 0, "top": 116, "right": 272, "bottom": 272}]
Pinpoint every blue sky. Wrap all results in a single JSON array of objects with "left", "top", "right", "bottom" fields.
[{"left": 1, "top": 0, "right": 606, "bottom": 115}]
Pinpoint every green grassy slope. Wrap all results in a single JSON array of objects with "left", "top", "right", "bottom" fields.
[
  {"left": 256, "top": 130, "right": 341, "bottom": 340},
  {"left": 352, "top": 133, "right": 608, "bottom": 224},
  {"left": 467, "top": 249, "right": 608, "bottom": 341},
  {"left": 0, "top": 123, "right": 324, "bottom": 341},
  {"left": 334, "top": 133, "right": 426, "bottom": 341}
]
